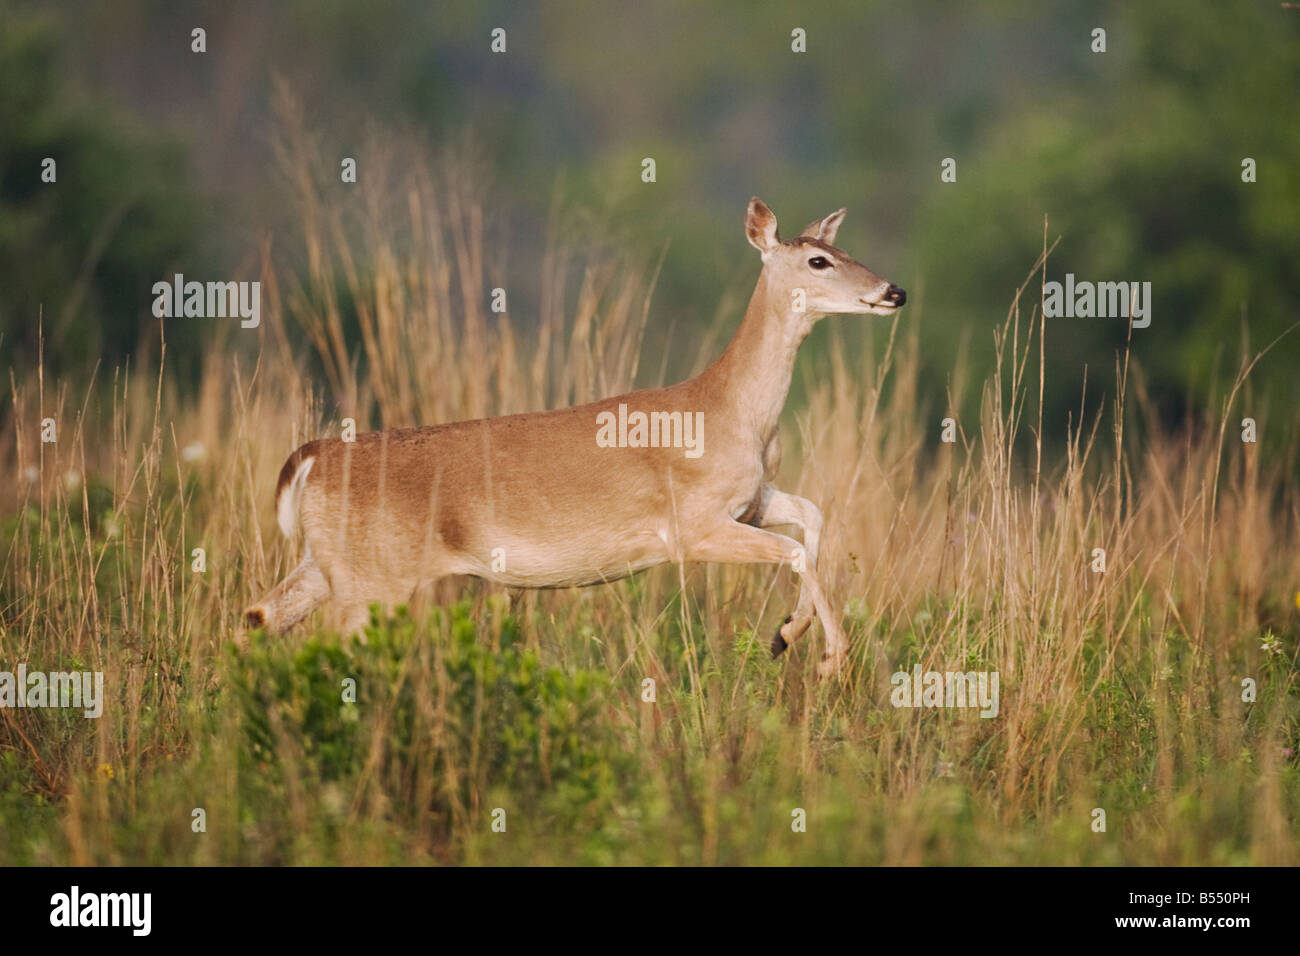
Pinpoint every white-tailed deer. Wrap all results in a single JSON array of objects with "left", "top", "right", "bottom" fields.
[{"left": 244, "top": 198, "right": 906, "bottom": 677}]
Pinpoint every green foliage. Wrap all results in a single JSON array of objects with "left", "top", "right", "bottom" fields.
[
  {"left": 911, "top": 0, "right": 1300, "bottom": 430},
  {"left": 228, "top": 603, "right": 632, "bottom": 857},
  {"left": 0, "top": 0, "right": 201, "bottom": 373},
  {"left": 6, "top": 0, "right": 1297, "bottom": 427},
  {"left": 0, "top": 750, "right": 60, "bottom": 864}
]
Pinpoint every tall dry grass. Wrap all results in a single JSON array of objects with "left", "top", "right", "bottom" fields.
[{"left": 1, "top": 101, "right": 1296, "bottom": 863}]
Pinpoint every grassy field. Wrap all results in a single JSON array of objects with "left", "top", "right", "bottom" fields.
[{"left": 2, "top": 114, "right": 1297, "bottom": 865}]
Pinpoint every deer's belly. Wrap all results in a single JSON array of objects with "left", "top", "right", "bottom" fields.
[{"left": 458, "top": 526, "right": 675, "bottom": 588}]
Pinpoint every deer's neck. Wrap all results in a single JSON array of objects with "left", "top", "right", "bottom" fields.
[{"left": 699, "top": 272, "right": 815, "bottom": 442}]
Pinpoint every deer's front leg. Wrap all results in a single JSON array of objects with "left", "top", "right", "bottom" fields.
[
  {"left": 684, "top": 519, "right": 846, "bottom": 678},
  {"left": 749, "top": 487, "right": 824, "bottom": 659}
]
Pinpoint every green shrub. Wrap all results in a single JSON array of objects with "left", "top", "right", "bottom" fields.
[{"left": 228, "top": 602, "right": 633, "bottom": 857}]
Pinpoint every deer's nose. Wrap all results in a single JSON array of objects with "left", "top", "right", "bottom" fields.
[{"left": 884, "top": 284, "right": 906, "bottom": 306}]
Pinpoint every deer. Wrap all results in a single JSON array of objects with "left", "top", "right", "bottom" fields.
[{"left": 243, "top": 198, "right": 906, "bottom": 678}]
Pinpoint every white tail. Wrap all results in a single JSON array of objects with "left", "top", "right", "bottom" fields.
[
  {"left": 244, "top": 197, "right": 906, "bottom": 678},
  {"left": 277, "top": 456, "right": 314, "bottom": 538}
]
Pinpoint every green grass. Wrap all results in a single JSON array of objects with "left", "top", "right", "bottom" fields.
[{"left": 3, "top": 583, "right": 1295, "bottom": 864}]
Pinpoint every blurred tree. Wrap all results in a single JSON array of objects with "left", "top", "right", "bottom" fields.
[
  {"left": 6, "top": 0, "right": 1296, "bottom": 436},
  {"left": 0, "top": 1, "right": 201, "bottom": 375},
  {"left": 911, "top": 0, "right": 1300, "bottom": 433}
]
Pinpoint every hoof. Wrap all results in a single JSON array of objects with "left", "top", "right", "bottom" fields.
[{"left": 771, "top": 616, "right": 792, "bottom": 658}]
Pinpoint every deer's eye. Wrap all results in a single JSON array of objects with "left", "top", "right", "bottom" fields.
[{"left": 808, "top": 256, "right": 832, "bottom": 270}]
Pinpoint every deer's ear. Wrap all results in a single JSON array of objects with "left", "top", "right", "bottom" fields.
[
  {"left": 798, "top": 208, "right": 847, "bottom": 246},
  {"left": 745, "top": 197, "right": 780, "bottom": 257}
]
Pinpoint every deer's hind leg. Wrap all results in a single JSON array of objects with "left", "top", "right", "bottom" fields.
[
  {"left": 324, "top": 545, "right": 468, "bottom": 638},
  {"left": 243, "top": 553, "right": 331, "bottom": 635},
  {"left": 748, "top": 487, "right": 825, "bottom": 659}
]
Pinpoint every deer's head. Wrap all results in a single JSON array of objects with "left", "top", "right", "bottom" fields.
[{"left": 744, "top": 197, "right": 906, "bottom": 317}]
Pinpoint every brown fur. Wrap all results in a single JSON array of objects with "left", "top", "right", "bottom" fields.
[{"left": 244, "top": 198, "right": 905, "bottom": 677}]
